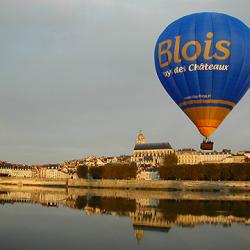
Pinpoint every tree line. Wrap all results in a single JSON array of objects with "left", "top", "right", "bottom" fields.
[
  {"left": 77, "top": 163, "right": 137, "bottom": 179},
  {"left": 77, "top": 155, "right": 250, "bottom": 181},
  {"left": 159, "top": 155, "right": 250, "bottom": 181}
]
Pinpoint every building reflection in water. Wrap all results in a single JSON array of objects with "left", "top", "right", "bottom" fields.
[{"left": 0, "top": 188, "right": 250, "bottom": 242}]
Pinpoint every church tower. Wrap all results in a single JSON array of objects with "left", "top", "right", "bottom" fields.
[{"left": 136, "top": 130, "right": 145, "bottom": 144}]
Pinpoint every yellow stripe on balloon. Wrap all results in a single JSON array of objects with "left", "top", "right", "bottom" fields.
[
  {"left": 183, "top": 106, "right": 231, "bottom": 137},
  {"left": 179, "top": 99, "right": 236, "bottom": 108}
]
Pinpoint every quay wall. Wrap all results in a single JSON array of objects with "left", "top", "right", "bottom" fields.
[
  {"left": 1, "top": 185, "right": 250, "bottom": 201},
  {"left": 0, "top": 177, "right": 66, "bottom": 187},
  {"left": 0, "top": 177, "right": 250, "bottom": 192},
  {"left": 68, "top": 179, "right": 250, "bottom": 191}
]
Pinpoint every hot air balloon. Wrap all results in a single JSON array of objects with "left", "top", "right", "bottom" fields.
[{"left": 154, "top": 12, "right": 250, "bottom": 150}]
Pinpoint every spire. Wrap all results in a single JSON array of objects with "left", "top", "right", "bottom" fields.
[{"left": 136, "top": 130, "right": 145, "bottom": 144}]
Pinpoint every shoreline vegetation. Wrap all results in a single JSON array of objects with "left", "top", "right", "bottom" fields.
[
  {"left": 159, "top": 155, "right": 250, "bottom": 181},
  {"left": 76, "top": 155, "right": 250, "bottom": 181}
]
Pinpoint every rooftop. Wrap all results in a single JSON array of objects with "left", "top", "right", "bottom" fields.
[{"left": 134, "top": 143, "right": 172, "bottom": 150}]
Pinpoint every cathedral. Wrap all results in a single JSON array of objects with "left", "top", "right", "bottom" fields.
[{"left": 131, "top": 131, "right": 174, "bottom": 166}]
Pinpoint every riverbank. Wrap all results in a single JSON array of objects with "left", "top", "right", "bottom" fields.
[
  {"left": 1, "top": 185, "right": 250, "bottom": 201},
  {"left": 0, "top": 177, "right": 250, "bottom": 192}
]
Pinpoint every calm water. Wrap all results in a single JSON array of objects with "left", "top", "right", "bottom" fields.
[{"left": 0, "top": 187, "right": 249, "bottom": 250}]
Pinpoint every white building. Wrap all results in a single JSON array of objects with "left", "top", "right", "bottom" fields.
[
  {"left": 136, "top": 168, "right": 160, "bottom": 180},
  {"left": 136, "top": 170, "right": 160, "bottom": 180},
  {"left": 38, "top": 165, "right": 70, "bottom": 179},
  {"left": 237, "top": 151, "right": 250, "bottom": 159},
  {"left": 0, "top": 165, "right": 34, "bottom": 178},
  {"left": 83, "top": 156, "right": 106, "bottom": 167},
  {"left": 221, "top": 154, "right": 247, "bottom": 163},
  {"left": 176, "top": 149, "right": 232, "bottom": 165},
  {"left": 131, "top": 131, "right": 174, "bottom": 167}
]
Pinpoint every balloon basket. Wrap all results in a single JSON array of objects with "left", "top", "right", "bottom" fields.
[{"left": 200, "top": 139, "right": 214, "bottom": 151}]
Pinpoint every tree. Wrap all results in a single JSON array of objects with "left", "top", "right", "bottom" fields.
[
  {"left": 160, "top": 154, "right": 178, "bottom": 180},
  {"left": 77, "top": 165, "right": 88, "bottom": 179},
  {"left": 88, "top": 163, "right": 137, "bottom": 179},
  {"left": 161, "top": 162, "right": 250, "bottom": 181},
  {"left": 89, "top": 166, "right": 103, "bottom": 179},
  {"left": 162, "top": 154, "right": 178, "bottom": 167},
  {"left": 102, "top": 163, "right": 137, "bottom": 179}
]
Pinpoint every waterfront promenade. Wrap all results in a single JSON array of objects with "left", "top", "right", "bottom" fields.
[{"left": 0, "top": 177, "right": 250, "bottom": 192}]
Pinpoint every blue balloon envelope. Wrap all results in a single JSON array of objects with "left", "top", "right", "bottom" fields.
[{"left": 154, "top": 12, "right": 250, "bottom": 137}]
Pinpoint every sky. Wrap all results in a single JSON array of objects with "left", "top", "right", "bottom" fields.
[{"left": 0, "top": 0, "right": 249, "bottom": 164}]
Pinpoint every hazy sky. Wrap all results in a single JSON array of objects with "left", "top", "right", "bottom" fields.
[{"left": 0, "top": 0, "right": 249, "bottom": 164}]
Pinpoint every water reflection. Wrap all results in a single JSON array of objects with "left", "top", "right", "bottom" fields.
[{"left": 0, "top": 186, "right": 249, "bottom": 242}]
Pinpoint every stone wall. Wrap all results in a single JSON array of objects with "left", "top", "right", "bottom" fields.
[
  {"left": 0, "top": 177, "right": 67, "bottom": 187},
  {"left": 68, "top": 179, "right": 250, "bottom": 192},
  {"left": 0, "top": 177, "right": 250, "bottom": 192}
]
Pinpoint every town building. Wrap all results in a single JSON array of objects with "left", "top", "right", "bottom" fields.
[
  {"left": 136, "top": 167, "right": 160, "bottom": 180},
  {"left": 38, "top": 165, "right": 70, "bottom": 179},
  {"left": 237, "top": 151, "right": 250, "bottom": 159},
  {"left": 176, "top": 149, "right": 231, "bottom": 165},
  {"left": 221, "top": 154, "right": 247, "bottom": 163},
  {"left": 131, "top": 131, "right": 174, "bottom": 167},
  {"left": 0, "top": 165, "right": 35, "bottom": 178},
  {"left": 0, "top": 163, "right": 70, "bottom": 179},
  {"left": 130, "top": 131, "right": 247, "bottom": 166},
  {"left": 62, "top": 155, "right": 132, "bottom": 169},
  {"left": 176, "top": 149, "right": 250, "bottom": 165}
]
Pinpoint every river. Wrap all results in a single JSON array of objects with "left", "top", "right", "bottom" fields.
[{"left": 0, "top": 186, "right": 249, "bottom": 250}]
